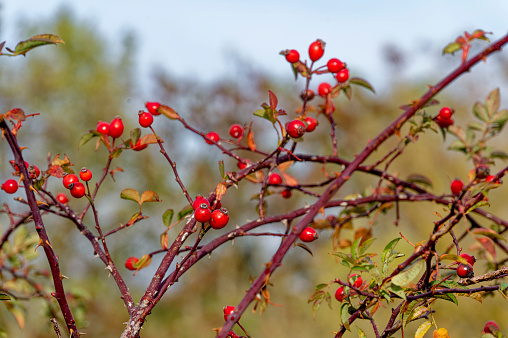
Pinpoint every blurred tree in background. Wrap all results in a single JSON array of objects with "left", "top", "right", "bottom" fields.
[{"left": 0, "top": 6, "right": 507, "bottom": 338}]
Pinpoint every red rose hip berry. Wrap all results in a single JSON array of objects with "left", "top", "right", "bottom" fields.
[
  {"left": 327, "top": 58, "right": 345, "bottom": 73},
  {"left": 483, "top": 320, "right": 500, "bottom": 335},
  {"left": 229, "top": 124, "right": 243, "bottom": 138},
  {"left": 335, "top": 287, "right": 345, "bottom": 302},
  {"left": 336, "top": 68, "right": 350, "bottom": 83},
  {"left": 56, "top": 192, "right": 69, "bottom": 204},
  {"left": 194, "top": 203, "right": 212, "bottom": 223},
  {"left": 350, "top": 274, "right": 363, "bottom": 288},
  {"left": 109, "top": 117, "right": 124, "bottom": 139},
  {"left": 308, "top": 39, "right": 325, "bottom": 62},
  {"left": 456, "top": 263, "right": 474, "bottom": 278},
  {"left": 438, "top": 107, "right": 453, "bottom": 120},
  {"left": 223, "top": 305, "right": 235, "bottom": 321},
  {"left": 299, "top": 227, "right": 318, "bottom": 242},
  {"left": 193, "top": 195, "right": 210, "bottom": 210},
  {"left": 138, "top": 111, "right": 154, "bottom": 128},
  {"left": 62, "top": 173, "right": 80, "bottom": 189},
  {"left": 80, "top": 167, "right": 92, "bottom": 182},
  {"left": 1, "top": 179, "right": 18, "bottom": 194},
  {"left": 300, "top": 89, "right": 315, "bottom": 101},
  {"left": 96, "top": 121, "right": 110, "bottom": 135},
  {"left": 125, "top": 257, "right": 139, "bottom": 270},
  {"left": 268, "top": 173, "right": 283, "bottom": 185},
  {"left": 145, "top": 101, "right": 161, "bottom": 115},
  {"left": 285, "top": 49, "right": 300, "bottom": 63},
  {"left": 205, "top": 131, "right": 220, "bottom": 145},
  {"left": 318, "top": 82, "right": 332, "bottom": 97},
  {"left": 304, "top": 116, "right": 318, "bottom": 132},
  {"left": 69, "top": 182, "right": 86, "bottom": 198},
  {"left": 281, "top": 189, "right": 292, "bottom": 199},
  {"left": 450, "top": 179, "right": 463, "bottom": 195},
  {"left": 286, "top": 120, "right": 306, "bottom": 138},
  {"left": 459, "top": 253, "right": 476, "bottom": 266},
  {"left": 210, "top": 208, "right": 229, "bottom": 229}
]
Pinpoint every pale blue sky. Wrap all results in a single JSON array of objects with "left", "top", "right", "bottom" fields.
[{"left": 2, "top": 1, "right": 508, "bottom": 90}]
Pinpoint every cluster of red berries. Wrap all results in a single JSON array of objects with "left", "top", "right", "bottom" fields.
[
  {"left": 61, "top": 167, "right": 92, "bottom": 199},
  {"left": 334, "top": 274, "right": 364, "bottom": 302},
  {"left": 205, "top": 124, "right": 245, "bottom": 146},
  {"left": 284, "top": 39, "right": 350, "bottom": 98},
  {"left": 2, "top": 160, "right": 42, "bottom": 194},
  {"left": 435, "top": 106, "right": 454, "bottom": 129},
  {"left": 456, "top": 252, "right": 476, "bottom": 278},
  {"left": 285, "top": 116, "right": 319, "bottom": 139},
  {"left": 137, "top": 101, "right": 161, "bottom": 129},
  {"left": 96, "top": 116, "right": 125, "bottom": 139},
  {"left": 193, "top": 195, "right": 229, "bottom": 229}
]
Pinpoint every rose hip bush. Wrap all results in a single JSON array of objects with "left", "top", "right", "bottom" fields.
[{"left": 0, "top": 29, "right": 508, "bottom": 338}]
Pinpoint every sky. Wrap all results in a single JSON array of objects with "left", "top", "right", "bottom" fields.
[{"left": 2, "top": 1, "right": 508, "bottom": 93}]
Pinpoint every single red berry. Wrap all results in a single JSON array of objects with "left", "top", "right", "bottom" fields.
[
  {"left": 450, "top": 179, "right": 464, "bottom": 195},
  {"left": 476, "top": 165, "right": 490, "bottom": 179},
  {"left": 456, "top": 263, "right": 474, "bottom": 278},
  {"left": 436, "top": 116, "right": 454, "bottom": 129},
  {"left": 285, "top": 49, "right": 300, "bottom": 63},
  {"left": 138, "top": 111, "right": 154, "bottom": 128},
  {"left": 304, "top": 116, "right": 318, "bottom": 132},
  {"left": 308, "top": 39, "right": 325, "bottom": 62},
  {"left": 125, "top": 257, "right": 139, "bottom": 270},
  {"left": 335, "top": 287, "right": 345, "bottom": 302},
  {"left": 69, "top": 182, "right": 86, "bottom": 198},
  {"left": 109, "top": 117, "right": 124, "bottom": 139},
  {"left": 299, "top": 227, "right": 318, "bottom": 242},
  {"left": 80, "top": 167, "right": 92, "bottom": 182},
  {"left": 439, "top": 107, "right": 453, "bottom": 120},
  {"left": 327, "top": 58, "right": 345, "bottom": 73},
  {"left": 56, "top": 192, "right": 69, "bottom": 204},
  {"left": 205, "top": 132, "right": 220, "bottom": 145},
  {"left": 281, "top": 189, "right": 292, "bottom": 199},
  {"left": 193, "top": 195, "right": 210, "bottom": 210},
  {"left": 485, "top": 175, "right": 500, "bottom": 184},
  {"left": 336, "top": 68, "right": 350, "bottom": 83},
  {"left": 483, "top": 320, "right": 500, "bottom": 335},
  {"left": 96, "top": 121, "right": 110, "bottom": 135},
  {"left": 350, "top": 274, "right": 363, "bottom": 288},
  {"left": 286, "top": 120, "right": 306, "bottom": 138},
  {"left": 62, "top": 174, "right": 79, "bottom": 189},
  {"left": 194, "top": 203, "right": 212, "bottom": 223},
  {"left": 268, "top": 173, "right": 283, "bottom": 185},
  {"left": 210, "top": 208, "right": 229, "bottom": 229},
  {"left": 1, "top": 179, "right": 18, "bottom": 194},
  {"left": 26, "top": 163, "right": 40, "bottom": 179},
  {"left": 459, "top": 253, "right": 476, "bottom": 266},
  {"left": 145, "top": 101, "right": 161, "bottom": 115},
  {"left": 318, "top": 82, "right": 332, "bottom": 97},
  {"left": 300, "top": 89, "right": 315, "bottom": 101},
  {"left": 229, "top": 124, "right": 243, "bottom": 138},
  {"left": 237, "top": 159, "right": 251, "bottom": 170},
  {"left": 223, "top": 305, "right": 235, "bottom": 321}
]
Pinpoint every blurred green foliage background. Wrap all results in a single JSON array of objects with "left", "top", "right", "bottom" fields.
[{"left": 0, "top": 7, "right": 507, "bottom": 338}]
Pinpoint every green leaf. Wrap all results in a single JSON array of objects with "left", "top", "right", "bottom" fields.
[
  {"left": 465, "top": 200, "right": 490, "bottom": 214},
  {"left": 140, "top": 190, "right": 160, "bottom": 204},
  {"left": 332, "top": 252, "right": 356, "bottom": 265},
  {"left": 253, "top": 106, "right": 276, "bottom": 123},
  {"left": 110, "top": 148, "right": 123, "bottom": 159},
  {"left": 415, "top": 321, "right": 433, "bottom": 338},
  {"left": 448, "top": 139, "right": 467, "bottom": 153},
  {"left": 0, "top": 293, "right": 11, "bottom": 301},
  {"left": 12, "top": 34, "right": 64, "bottom": 56},
  {"left": 358, "top": 237, "right": 376, "bottom": 256},
  {"left": 382, "top": 237, "right": 401, "bottom": 274},
  {"left": 485, "top": 88, "right": 500, "bottom": 117},
  {"left": 120, "top": 188, "right": 141, "bottom": 204},
  {"left": 467, "top": 121, "right": 485, "bottom": 132},
  {"left": 500, "top": 282, "right": 508, "bottom": 291},
  {"left": 490, "top": 150, "right": 508, "bottom": 160},
  {"left": 351, "top": 237, "right": 362, "bottom": 261},
  {"left": 177, "top": 205, "right": 193, "bottom": 220},
  {"left": 391, "top": 260, "right": 424, "bottom": 286},
  {"left": 356, "top": 327, "right": 367, "bottom": 338},
  {"left": 389, "top": 283, "right": 406, "bottom": 300},
  {"left": 340, "top": 303, "right": 351, "bottom": 331},
  {"left": 130, "top": 128, "right": 141, "bottom": 143},
  {"left": 433, "top": 292, "right": 458, "bottom": 305},
  {"left": 78, "top": 132, "right": 98, "bottom": 149},
  {"left": 218, "top": 160, "right": 225, "bottom": 179},
  {"left": 162, "top": 209, "right": 174, "bottom": 227},
  {"left": 442, "top": 42, "right": 461, "bottom": 55},
  {"left": 349, "top": 77, "right": 375, "bottom": 93},
  {"left": 473, "top": 102, "right": 488, "bottom": 122}
]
